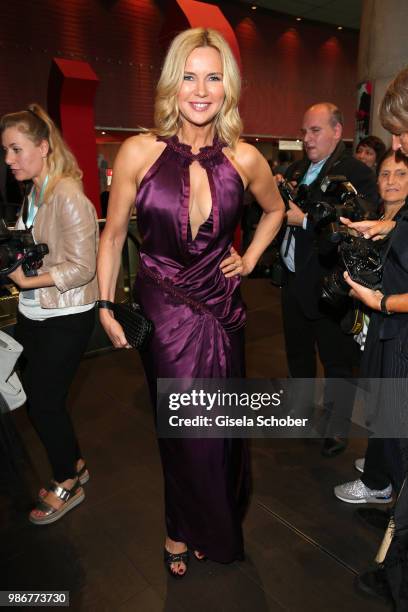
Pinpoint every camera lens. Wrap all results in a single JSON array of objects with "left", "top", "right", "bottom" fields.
[
  {"left": 0, "top": 246, "right": 14, "bottom": 273},
  {"left": 321, "top": 268, "right": 350, "bottom": 306}
]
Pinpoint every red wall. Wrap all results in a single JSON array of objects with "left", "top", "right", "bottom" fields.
[
  {"left": 0, "top": 0, "right": 164, "bottom": 128},
  {"left": 0, "top": 1, "right": 359, "bottom": 138},
  {"left": 221, "top": 5, "right": 358, "bottom": 139}
]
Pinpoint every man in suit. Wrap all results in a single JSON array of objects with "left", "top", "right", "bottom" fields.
[{"left": 280, "top": 102, "right": 378, "bottom": 455}]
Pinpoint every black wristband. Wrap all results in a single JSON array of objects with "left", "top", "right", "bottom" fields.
[
  {"left": 96, "top": 300, "right": 115, "bottom": 310},
  {"left": 380, "top": 295, "right": 391, "bottom": 315}
]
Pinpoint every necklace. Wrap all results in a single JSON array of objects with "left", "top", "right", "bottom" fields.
[{"left": 26, "top": 175, "right": 49, "bottom": 228}]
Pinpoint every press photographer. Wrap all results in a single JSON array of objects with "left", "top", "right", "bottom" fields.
[
  {"left": 278, "top": 102, "right": 379, "bottom": 456},
  {"left": 1, "top": 104, "right": 99, "bottom": 526},
  {"left": 279, "top": 173, "right": 376, "bottom": 231},
  {"left": 278, "top": 175, "right": 383, "bottom": 307},
  {"left": 278, "top": 174, "right": 381, "bottom": 307}
]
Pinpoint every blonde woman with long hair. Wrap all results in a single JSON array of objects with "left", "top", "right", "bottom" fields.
[
  {"left": 1, "top": 104, "right": 98, "bottom": 525},
  {"left": 97, "top": 28, "right": 284, "bottom": 577}
]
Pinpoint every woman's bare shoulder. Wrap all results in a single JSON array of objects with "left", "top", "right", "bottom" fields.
[
  {"left": 223, "top": 141, "right": 264, "bottom": 187},
  {"left": 119, "top": 132, "right": 161, "bottom": 157},
  {"left": 233, "top": 141, "right": 262, "bottom": 165},
  {"left": 114, "top": 133, "right": 166, "bottom": 184}
]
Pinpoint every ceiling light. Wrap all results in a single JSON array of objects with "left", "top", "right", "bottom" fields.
[
  {"left": 337, "top": 26, "right": 343, "bottom": 30},
  {"left": 296, "top": 17, "right": 302, "bottom": 21},
  {"left": 251, "top": 5, "right": 257, "bottom": 9},
  {"left": 255, "top": 138, "right": 259, "bottom": 141},
  {"left": 101, "top": 131, "right": 106, "bottom": 135}
]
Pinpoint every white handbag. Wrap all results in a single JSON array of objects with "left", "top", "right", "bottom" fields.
[{"left": 0, "top": 330, "right": 26, "bottom": 412}]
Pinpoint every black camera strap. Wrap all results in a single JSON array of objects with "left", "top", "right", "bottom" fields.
[
  {"left": 21, "top": 182, "right": 31, "bottom": 229},
  {"left": 284, "top": 227, "right": 295, "bottom": 257},
  {"left": 18, "top": 179, "right": 48, "bottom": 299}
]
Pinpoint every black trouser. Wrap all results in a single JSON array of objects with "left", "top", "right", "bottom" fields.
[
  {"left": 361, "top": 328, "right": 408, "bottom": 492},
  {"left": 362, "top": 438, "right": 391, "bottom": 490},
  {"left": 281, "top": 274, "right": 359, "bottom": 435},
  {"left": 15, "top": 308, "right": 95, "bottom": 482},
  {"left": 282, "top": 274, "right": 358, "bottom": 378}
]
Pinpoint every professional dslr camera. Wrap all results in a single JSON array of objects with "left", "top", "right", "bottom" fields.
[
  {"left": 0, "top": 219, "right": 48, "bottom": 277},
  {"left": 321, "top": 233, "right": 384, "bottom": 305},
  {"left": 270, "top": 177, "right": 310, "bottom": 286},
  {"left": 276, "top": 175, "right": 380, "bottom": 300},
  {"left": 309, "top": 176, "right": 381, "bottom": 306},
  {"left": 279, "top": 175, "right": 376, "bottom": 232},
  {"left": 309, "top": 175, "right": 377, "bottom": 237},
  {"left": 277, "top": 176, "right": 318, "bottom": 214}
]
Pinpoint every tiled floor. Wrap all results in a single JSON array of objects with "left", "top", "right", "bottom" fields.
[{"left": 1, "top": 280, "right": 390, "bottom": 611}]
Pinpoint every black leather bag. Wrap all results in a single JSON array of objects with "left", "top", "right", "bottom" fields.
[{"left": 98, "top": 300, "right": 153, "bottom": 350}]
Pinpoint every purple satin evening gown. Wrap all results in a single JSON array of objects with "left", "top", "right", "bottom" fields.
[{"left": 133, "top": 135, "right": 249, "bottom": 562}]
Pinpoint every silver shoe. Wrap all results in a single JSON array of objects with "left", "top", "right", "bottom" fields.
[
  {"left": 334, "top": 479, "right": 392, "bottom": 504},
  {"left": 30, "top": 480, "right": 85, "bottom": 525},
  {"left": 354, "top": 458, "right": 365, "bottom": 473},
  {"left": 38, "top": 463, "right": 89, "bottom": 500}
]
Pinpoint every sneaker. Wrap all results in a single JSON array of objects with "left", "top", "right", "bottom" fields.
[
  {"left": 354, "top": 457, "right": 365, "bottom": 473},
  {"left": 334, "top": 479, "right": 392, "bottom": 504}
]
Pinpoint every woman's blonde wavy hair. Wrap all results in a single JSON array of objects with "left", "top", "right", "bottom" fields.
[
  {"left": 153, "top": 28, "right": 242, "bottom": 148},
  {"left": 380, "top": 67, "right": 408, "bottom": 133},
  {"left": 0, "top": 103, "right": 82, "bottom": 200}
]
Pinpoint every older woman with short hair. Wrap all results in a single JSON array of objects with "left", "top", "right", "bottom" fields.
[{"left": 341, "top": 67, "right": 408, "bottom": 607}]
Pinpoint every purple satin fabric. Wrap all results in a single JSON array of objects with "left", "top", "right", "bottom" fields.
[{"left": 134, "top": 136, "right": 249, "bottom": 562}]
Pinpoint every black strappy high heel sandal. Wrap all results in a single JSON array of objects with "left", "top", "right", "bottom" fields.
[{"left": 164, "top": 548, "right": 189, "bottom": 579}]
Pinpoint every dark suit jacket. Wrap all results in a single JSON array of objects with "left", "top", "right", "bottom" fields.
[{"left": 283, "top": 141, "right": 379, "bottom": 318}]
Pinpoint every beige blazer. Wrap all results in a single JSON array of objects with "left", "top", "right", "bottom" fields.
[{"left": 30, "top": 177, "right": 99, "bottom": 308}]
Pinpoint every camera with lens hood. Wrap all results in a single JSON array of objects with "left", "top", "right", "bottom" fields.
[
  {"left": 0, "top": 219, "right": 48, "bottom": 277},
  {"left": 321, "top": 233, "right": 384, "bottom": 306},
  {"left": 275, "top": 175, "right": 381, "bottom": 300}
]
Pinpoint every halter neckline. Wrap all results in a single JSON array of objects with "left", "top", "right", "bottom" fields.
[{"left": 159, "top": 134, "right": 225, "bottom": 164}]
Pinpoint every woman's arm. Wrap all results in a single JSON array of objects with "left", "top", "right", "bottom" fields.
[
  {"left": 7, "top": 267, "right": 54, "bottom": 289},
  {"left": 49, "top": 190, "right": 98, "bottom": 291},
  {"left": 344, "top": 271, "right": 408, "bottom": 313},
  {"left": 8, "top": 185, "right": 97, "bottom": 291},
  {"left": 340, "top": 217, "right": 396, "bottom": 240},
  {"left": 221, "top": 144, "right": 285, "bottom": 277},
  {"left": 97, "top": 136, "right": 146, "bottom": 348}
]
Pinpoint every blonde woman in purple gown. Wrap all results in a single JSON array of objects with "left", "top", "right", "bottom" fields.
[{"left": 97, "top": 28, "right": 284, "bottom": 577}]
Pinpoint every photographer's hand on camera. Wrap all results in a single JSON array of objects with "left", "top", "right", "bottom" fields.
[
  {"left": 340, "top": 216, "right": 396, "bottom": 240},
  {"left": 286, "top": 200, "right": 306, "bottom": 227},
  {"left": 7, "top": 266, "right": 54, "bottom": 290},
  {"left": 344, "top": 269, "right": 408, "bottom": 315},
  {"left": 343, "top": 270, "right": 384, "bottom": 310}
]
